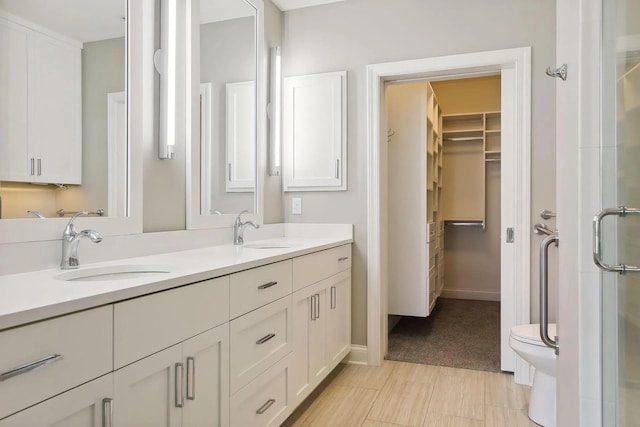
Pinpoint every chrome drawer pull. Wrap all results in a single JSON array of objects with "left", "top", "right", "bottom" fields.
[
  {"left": 331, "top": 286, "right": 336, "bottom": 309},
  {"left": 256, "top": 398, "right": 276, "bottom": 415},
  {"left": 0, "top": 354, "right": 64, "bottom": 382},
  {"left": 258, "top": 281, "right": 278, "bottom": 290},
  {"left": 102, "top": 398, "right": 113, "bottom": 427},
  {"left": 256, "top": 333, "right": 276, "bottom": 345},
  {"left": 175, "top": 363, "right": 184, "bottom": 408},
  {"left": 186, "top": 357, "right": 196, "bottom": 400},
  {"left": 338, "top": 256, "right": 349, "bottom": 261}
]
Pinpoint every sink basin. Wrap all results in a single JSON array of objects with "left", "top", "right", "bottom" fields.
[
  {"left": 55, "top": 265, "right": 170, "bottom": 282},
  {"left": 243, "top": 243, "right": 292, "bottom": 249}
]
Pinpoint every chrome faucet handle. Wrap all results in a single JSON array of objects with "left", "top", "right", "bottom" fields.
[{"left": 63, "top": 211, "right": 89, "bottom": 237}]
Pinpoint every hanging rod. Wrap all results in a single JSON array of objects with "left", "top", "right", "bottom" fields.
[
  {"left": 444, "top": 220, "right": 484, "bottom": 227},
  {"left": 57, "top": 209, "right": 105, "bottom": 217}
]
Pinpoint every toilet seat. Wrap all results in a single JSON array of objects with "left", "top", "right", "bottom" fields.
[{"left": 511, "top": 323, "right": 557, "bottom": 347}]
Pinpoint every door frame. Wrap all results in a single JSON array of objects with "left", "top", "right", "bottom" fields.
[{"left": 366, "top": 47, "right": 532, "bottom": 384}]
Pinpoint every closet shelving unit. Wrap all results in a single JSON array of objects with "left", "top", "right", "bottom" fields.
[
  {"left": 426, "top": 85, "right": 444, "bottom": 307},
  {"left": 441, "top": 111, "right": 501, "bottom": 230}
]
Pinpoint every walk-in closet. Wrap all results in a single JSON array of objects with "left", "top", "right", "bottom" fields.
[{"left": 385, "top": 75, "right": 503, "bottom": 372}]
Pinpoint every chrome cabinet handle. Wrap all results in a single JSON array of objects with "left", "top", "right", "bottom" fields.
[
  {"left": 315, "top": 293, "right": 320, "bottom": 319},
  {"left": 335, "top": 159, "right": 340, "bottom": 179},
  {"left": 258, "top": 281, "right": 278, "bottom": 290},
  {"left": 338, "top": 256, "right": 349, "bottom": 261},
  {"left": 310, "top": 295, "right": 316, "bottom": 320},
  {"left": 331, "top": 286, "right": 336, "bottom": 309},
  {"left": 175, "top": 363, "right": 184, "bottom": 408},
  {"left": 0, "top": 354, "right": 63, "bottom": 382},
  {"left": 102, "top": 398, "right": 113, "bottom": 427},
  {"left": 256, "top": 398, "right": 276, "bottom": 415},
  {"left": 228, "top": 163, "right": 232, "bottom": 181},
  {"left": 30, "top": 158, "right": 35, "bottom": 176},
  {"left": 593, "top": 207, "right": 640, "bottom": 274},
  {"left": 540, "top": 233, "right": 559, "bottom": 354},
  {"left": 256, "top": 333, "right": 276, "bottom": 345},
  {"left": 37, "top": 158, "right": 41, "bottom": 176},
  {"left": 186, "top": 357, "right": 196, "bottom": 401}
]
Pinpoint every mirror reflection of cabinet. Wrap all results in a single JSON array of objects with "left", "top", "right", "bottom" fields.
[
  {"left": 0, "top": 15, "right": 81, "bottom": 185},
  {"left": 283, "top": 71, "right": 347, "bottom": 192},
  {"left": 225, "top": 80, "right": 256, "bottom": 192}
]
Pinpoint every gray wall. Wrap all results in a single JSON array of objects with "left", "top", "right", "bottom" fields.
[
  {"left": 281, "top": 0, "right": 557, "bottom": 345},
  {"left": 201, "top": 16, "right": 255, "bottom": 215}
]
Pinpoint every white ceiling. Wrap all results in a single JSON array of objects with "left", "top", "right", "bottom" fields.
[
  {"left": 0, "top": 0, "right": 126, "bottom": 43},
  {"left": 271, "top": 0, "right": 344, "bottom": 11}
]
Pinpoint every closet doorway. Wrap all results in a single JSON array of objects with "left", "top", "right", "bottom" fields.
[
  {"left": 365, "top": 48, "right": 532, "bottom": 384},
  {"left": 385, "top": 76, "right": 503, "bottom": 372}
]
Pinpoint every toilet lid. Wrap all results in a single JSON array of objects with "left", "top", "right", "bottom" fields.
[{"left": 511, "top": 323, "right": 557, "bottom": 347}]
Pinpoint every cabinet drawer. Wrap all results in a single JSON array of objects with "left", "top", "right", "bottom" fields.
[
  {"left": 0, "top": 306, "right": 112, "bottom": 419},
  {"left": 230, "top": 296, "right": 292, "bottom": 394},
  {"left": 114, "top": 277, "right": 229, "bottom": 369},
  {"left": 230, "top": 354, "right": 293, "bottom": 427},
  {"left": 230, "top": 260, "right": 292, "bottom": 319},
  {"left": 293, "top": 245, "right": 351, "bottom": 291}
]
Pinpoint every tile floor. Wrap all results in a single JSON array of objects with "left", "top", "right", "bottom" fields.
[{"left": 282, "top": 361, "right": 539, "bottom": 427}]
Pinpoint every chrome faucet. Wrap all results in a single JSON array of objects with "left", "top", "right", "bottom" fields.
[
  {"left": 60, "top": 211, "right": 103, "bottom": 269},
  {"left": 234, "top": 210, "right": 259, "bottom": 245}
]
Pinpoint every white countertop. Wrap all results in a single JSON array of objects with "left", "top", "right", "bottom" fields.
[{"left": 0, "top": 236, "right": 352, "bottom": 331}]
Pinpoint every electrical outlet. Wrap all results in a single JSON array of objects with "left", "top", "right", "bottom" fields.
[{"left": 291, "top": 197, "right": 302, "bottom": 215}]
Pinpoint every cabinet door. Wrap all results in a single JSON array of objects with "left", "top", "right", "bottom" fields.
[
  {"left": 326, "top": 270, "right": 351, "bottom": 368},
  {"left": 28, "top": 32, "right": 81, "bottom": 184},
  {"left": 0, "top": 18, "right": 29, "bottom": 182},
  {"left": 182, "top": 325, "right": 230, "bottom": 427},
  {"left": 290, "top": 283, "right": 327, "bottom": 405},
  {"left": 113, "top": 345, "right": 183, "bottom": 427},
  {"left": 283, "top": 71, "right": 347, "bottom": 191},
  {"left": 0, "top": 374, "right": 113, "bottom": 427}
]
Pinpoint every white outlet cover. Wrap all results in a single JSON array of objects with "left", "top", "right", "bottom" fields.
[{"left": 292, "top": 198, "right": 302, "bottom": 215}]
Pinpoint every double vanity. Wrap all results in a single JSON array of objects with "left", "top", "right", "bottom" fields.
[{"left": 0, "top": 236, "right": 352, "bottom": 426}]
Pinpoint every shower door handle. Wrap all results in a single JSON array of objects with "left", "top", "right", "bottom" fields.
[
  {"left": 593, "top": 207, "right": 640, "bottom": 274},
  {"left": 540, "top": 233, "right": 559, "bottom": 354}
]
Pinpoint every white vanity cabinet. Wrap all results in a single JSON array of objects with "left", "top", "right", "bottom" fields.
[
  {"left": 0, "top": 306, "right": 113, "bottom": 421},
  {"left": 113, "top": 325, "right": 229, "bottom": 427},
  {"left": 112, "top": 276, "right": 231, "bottom": 427},
  {"left": 0, "top": 241, "right": 352, "bottom": 427},
  {"left": 290, "top": 248, "right": 352, "bottom": 406},
  {"left": 0, "top": 374, "right": 114, "bottom": 427},
  {"left": 0, "top": 14, "right": 81, "bottom": 185}
]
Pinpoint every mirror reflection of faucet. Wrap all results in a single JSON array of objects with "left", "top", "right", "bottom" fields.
[
  {"left": 27, "top": 210, "right": 46, "bottom": 219},
  {"left": 233, "top": 210, "right": 260, "bottom": 245}
]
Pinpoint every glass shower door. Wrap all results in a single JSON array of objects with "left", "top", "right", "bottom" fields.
[{"left": 599, "top": 0, "right": 640, "bottom": 424}]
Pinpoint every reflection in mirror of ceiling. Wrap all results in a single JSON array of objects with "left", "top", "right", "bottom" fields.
[
  {"left": 200, "top": 0, "right": 255, "bottom": 25},
  {"left": 0, "top": 0, "right": 126, "bottom": 43},
  {"left": 271, "top": 0, "right": 344, "bottom": 12}
]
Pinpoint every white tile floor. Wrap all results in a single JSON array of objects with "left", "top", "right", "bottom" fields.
[{"left": 282, "top": 361, "right": 539, "bottom": 427}]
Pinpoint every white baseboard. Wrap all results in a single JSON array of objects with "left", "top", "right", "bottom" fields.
[
  {"left": 344, "top": 345, "right": 368, "bottom": 365},
  {"left": 440, "top": 289, "right": 501, "bottom": 302}
]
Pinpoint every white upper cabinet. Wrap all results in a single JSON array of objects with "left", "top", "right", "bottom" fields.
[
  {"left": 0, "top": 14, "right": 81, "bottom": 185},
  {"left": 283, "top": 71, "right": 347, "bottom": 191}
]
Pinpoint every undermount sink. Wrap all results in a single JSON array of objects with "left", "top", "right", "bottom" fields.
[
  {"left": 55, "top": 265, "right": 170, "bottom": 282},
  {"left": 243, "top": 243, "right": 292, "bottom": 249}
]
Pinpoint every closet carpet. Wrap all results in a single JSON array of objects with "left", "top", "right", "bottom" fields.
[{"left": 386, "top": 298, "right": 501, "bottom": 372}]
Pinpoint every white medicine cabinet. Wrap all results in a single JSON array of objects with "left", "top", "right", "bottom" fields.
[{"left": 282, "top": 71, "right": 347, "bottom": 192}]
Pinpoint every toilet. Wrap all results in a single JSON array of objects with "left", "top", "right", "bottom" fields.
[{"left": 509, "top": 323, "right": 557, "bottom": 427}]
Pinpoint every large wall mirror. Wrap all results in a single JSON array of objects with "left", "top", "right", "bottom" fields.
[
  {"left": 0, "top": 0, "right": 145, "bottom": 243},
  {"left": 187, "top": 0, "right": 263, "bottom": 229}
]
